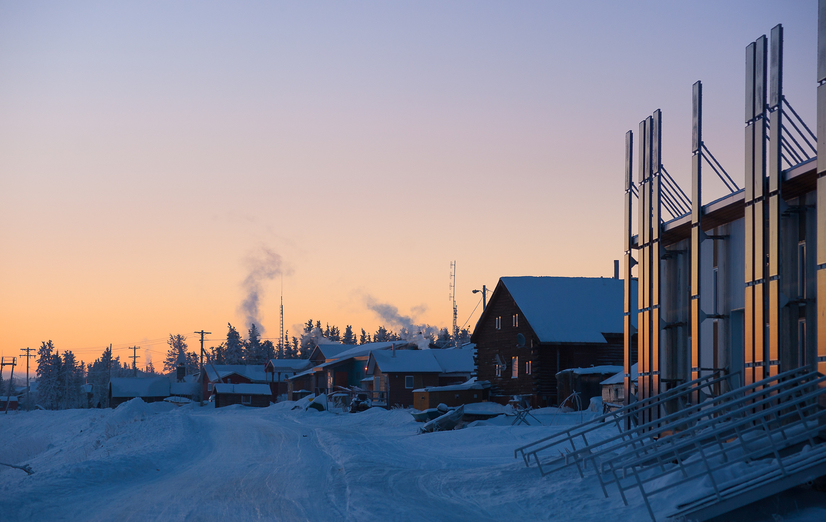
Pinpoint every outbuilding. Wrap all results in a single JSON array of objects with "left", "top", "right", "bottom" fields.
[{"left": 212, "top": 383, "right": 272, "bottom": 408}]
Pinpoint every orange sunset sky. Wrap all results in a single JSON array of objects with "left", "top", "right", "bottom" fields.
[{"left": 0, "top": 1, "right": 817, "bottom": 374}]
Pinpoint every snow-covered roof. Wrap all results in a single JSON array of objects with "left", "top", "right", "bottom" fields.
[
  {"left": 170, "top": 382, "right": 199, "bottom": 396},
  {"left": 368, "top": 350, "right": 443, "bottom": 374},
  {"left": 332, "top": 341, "right": 405, "bottom": 359},
  {"left": 413, "top": 379, "right": 490, "bottom": 393},
  {"left": 431, "top": 349, "right": 475, "bottom": 374},
  {"left": 110, "top": 377, "right": 171, "bottom": 398},
  {"left": 266, "top": 359, "right": 313, "bottom": 372},
  {"left": 312, "top": 343, "right": 347, "bottom": 360},
  {"left": 288, "top": 368, "right": 317, "bottom": 380},
  {"left": 494, "top": 276, "right": 636, "bottom": 344},
  {"left": 601, "top": 363, "right": 638, "bottom": 385},
  {"left": 213, "top": 383, "right": 272, "bottom": 396},
  {"left": 204, "top": 365, "right": 267, "bottom": 383},
  {"left": 81, "top": 384, "right": 93, "bottom": 393},
  {"left": 556, "top": 365, "right": 624, "bottom": 378},
  {"left": 0, "top": 396, "right": 18, "bottom": 402}
]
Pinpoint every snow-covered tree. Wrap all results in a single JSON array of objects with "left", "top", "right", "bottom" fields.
[
  {"left": 342, "top": 325, "right": 356, "bottom": 345},
  {"left": 164, "top": 334, "right": 188, "bottom": 374},
  {"left": 244, "top": 324, "right": 267, "bottom": 364},
  {"left": 36, "top": 341, "right": 59, "bottom": 409},
  {"left": 87, "top": 345, "right": 115, "bottom": 408},
  {"left": 224, "top": 323, "right": 244, "bottom": 364}
]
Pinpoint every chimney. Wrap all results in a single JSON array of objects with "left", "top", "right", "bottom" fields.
[{"left": 613, "top": 260, "right": 619, "bottom": 279}]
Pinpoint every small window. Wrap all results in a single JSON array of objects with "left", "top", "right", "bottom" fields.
[
  {"left": 512, "top": 356, "right": 519, "bottom": 378},
  {"left": 495, "top": 364, "right": 502, "bottom": 378},
  {"left": 207, "top": 383, "right": 213, "bottom": 391},
  {"left": 241, "top": 395, "right": 251, "bottom": 405},
  {"left": 405, "top": 376, "right": 414, "bottom": 389},
  {"left": 526, "top": 361, "right": 532, "bottom": 375},
  {"left": 798, "top": 242, "right": 806, "bottom": 299},
  {"left": 513, "top": 314, "right": 518, "bottom": 327},
  {"left": 495, "top": 316, "right": 502, "bottom": 330}
]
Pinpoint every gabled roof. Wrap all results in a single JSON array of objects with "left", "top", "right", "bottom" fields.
[
  {"left": 213, "top": 383, "right": 272, "bottom": 396},
  {"left": 367, "top": 348, "right": 475, "bottom": 375},
  {"left": 266, "top": 359, "right": 313, "bottom": 373},
  {"left": 601, "top": 363, "right": 639, "bottom": 385},
  {"left": 473, "top": 276, "right": 637, "bottom": 344},
  {"left": 110, "top": 377, "right": 171, "bottom": 398},
  {"left": 309, "top": 343, "right": 347, "bottom": 362},
  {"left": 204, "top": 365, "right": 267, "bottom": 383}
]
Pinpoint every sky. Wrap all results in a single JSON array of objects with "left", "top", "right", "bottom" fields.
[{"left": 0, "top": 1, "right": 818, "bottom": 374}]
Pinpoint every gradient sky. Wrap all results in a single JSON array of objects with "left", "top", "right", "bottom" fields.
[{"left": 0, "top": 1, "right": 818, "bottom": 373}]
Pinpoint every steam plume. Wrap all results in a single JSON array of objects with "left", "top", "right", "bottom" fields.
[
  {"left": 239, "top": 247, "right": 283, "bottom": 334},
  {"left": 364, "top": 296, "right": 440, "bottom": 350}
]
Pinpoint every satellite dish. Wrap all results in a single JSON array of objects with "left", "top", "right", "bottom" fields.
[{"left": 516, "top": 333, "right": 526, "bottom": 348}]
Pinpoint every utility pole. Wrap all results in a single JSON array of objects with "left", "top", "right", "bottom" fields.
[
  {"left": 2, "top": 357, "right": 16, "bottom": 414},
  {"left": 129, "top": 346, "right": 140, "bottom": 377},
  {"left": 19, "top": 347, "right": 34, "bottom": 412},
  {"left": 473, "top": 285, "right": 488, "bottom": 311},
  {"left": 194, "top": 330, "right": 211, "bottom": 406}
]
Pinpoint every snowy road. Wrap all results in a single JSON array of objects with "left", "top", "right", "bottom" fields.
[{"left": 3, "top": 401, "right": 825, "bottom": 521}]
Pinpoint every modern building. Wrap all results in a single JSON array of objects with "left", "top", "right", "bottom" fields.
[{"left": 621, "top": 18, "right": 825, "bottom": 411}]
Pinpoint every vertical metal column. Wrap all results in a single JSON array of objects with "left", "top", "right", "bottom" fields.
[
  {"left": 754, "top": 36, "right": 769, "bottom": 381},
  {"left": 651, "top": 110, "right": 662, "bottom": 407},
  {"left": 638, "top": 117, "right": 650, "bottom": 421},
  {"left": 768, "top": 25, "right": 783, "bottom": 377},
  {"left": 816, "top": 0, "right": 826, "bottom": 375},
  {"left": 624, "top": 130, "right": 635, "bottom": 405},
  {"left": 690, "top": 81, "right": 703, "bottom": 386}
]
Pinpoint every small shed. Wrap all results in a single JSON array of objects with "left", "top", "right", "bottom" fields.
[
  {"left": 600, "top": 363, "right": 638, "bottom": 408},
  {"left": 556, "top": 365, "right": 624, "bottom": 411},
  {"left": 0, "top": 396, "right": 19, "bottom": 411},
  {"left": 213, "top": 383, "right": 272, "bottom": 408},
  {"left": 412, "top": 379, "right": 491, "bottom": 411},
  {"left": 109, "top": 377, "right": 171, "bottom": 407}
]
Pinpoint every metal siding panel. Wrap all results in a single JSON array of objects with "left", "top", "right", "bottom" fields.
[
  {"left": 770, "top": 25, "right": 783, "bottom": 109},
  {"left": 745, "top": 205, "right": 754, "bottom": 283},
  {"left": 642, "top": 181, "right": 649, "bottom": 246},
  {"left": 819, "top": 271, "right": 826, "bottom": 365},
  {"left": 646, "top": 116, "right": 654, "bottom": 180},
  {"left": 638, "top": 120, "right": 646, "bottom": 184},
  {"left": 652, "top": 110, "right": 662, "bottom": 175},
  {"left": 769, "top": 278, "right": 779, "bottom": 373},
  {"left": 691, "top": 227, "right": 700, "bottom": 296},
  {"left": 652, "top": 243, "right": 659, "bottom": 307},
  {"left": 769, "top": 197, "right": 779, "bottom": 277},
  {"left": 819, "top": 85, "right": 826, "bottom": 174},
  {"left": 624, "top": 255, "right": 632, "bottom": 314},
  {"left": 769, "top": 107, "right": 781, "bottom": 194},
  {"left": 625, "top": 130, "right": 633, "bottom": 191},
  {"left": 624, "top": 192, "right": 632, "bottom": 253},
  {"left": 754, "top": 120, "right": 765, "bottom": 201},
  {"left": 745, "top": 124, "right": 755, "bottom": 203},
  {"left": 745, "top": 285, "right": 754, "bottom": 386},
  {"left": 652, "top": 177, "right": 660, "bottom": 242},
  {"left": 754, "top": 202, "right": 765, "bottom": 281},
  {"left": 818, "top": 176, "right": 826, "bottom": 266},
  {"left": 746, "top": 42, "right": 756, "bottom": 123},
  {"left": 652, "top": 307, "right": 660, "bottom": 402},
  {"left": 692, "top": 81, "right": 702, "bottom": 153},
  {"left": 819, "top": 0, "right": 826, "bottom": 83},
  {"left": 755, "top": 36, "right": 767, "bottom": 120},
  {"left": 691, "top": 298, "right": 700, "bottom": 378},
  {"left": 692, "top": 153, "right": 702, "bottom": 224},
  {"left": 754, "top": 283, "right": 765, "bottom": 377}
]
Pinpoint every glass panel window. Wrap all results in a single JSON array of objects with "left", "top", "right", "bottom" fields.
[
  {"left": 513, "top": 314, "right": 519, "bottom": 327},
  {"left": 405, "top": 376, "right": 414, "bottom": 389},
  {"left": 495, "top": 364, "right": 502, "bottom": 378},
  {"left": 495, "top": 316, "right": 502, "bottom": 330},
  {"left": 526, "top": 361, "right": 532, "bottom": 375},
  {"left": 512, "top": 356, "right": 518, "bottom": 378},
  {"left": 241, "top": 395, "right": 251, "bottom": 405}
]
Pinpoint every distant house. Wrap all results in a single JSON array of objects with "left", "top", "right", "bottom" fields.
[
  {"left": 601, "top": 363, "right": 638, "bottom": 408},
  {"left": 412, "top": 379, "right": 491, "bottom": 411},
  {"left": 265, "top": 359, "right": 313, "bottom": 401},
  {"left": 0, "top": 396, "right": 18, "bottom": 411},
  {"left": 212, "top": 383, "right": 272, "bottom": 408},
  {"left": 109, "top": 377, "right": 171, "bottom": 407},
  {"left": 201, "top": 365, "right": 268, "bottom": 402},
  {"left": 286, "top": 342, "right": 409, "bottom": 400},
  {"left": 366, "top": 347, "right": 475, "bottom": 408},
  {"left": 471, "top": 276, "right": 637, "bottom": 407}
]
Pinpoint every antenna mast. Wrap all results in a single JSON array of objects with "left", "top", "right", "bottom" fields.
[
  {"left": 279, "top": 276, "right": 284, "bottom": 359},
  {"left": 449, "top": 261, "right": 459, "bottom": 348}
]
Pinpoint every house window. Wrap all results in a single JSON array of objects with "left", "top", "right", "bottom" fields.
[
  {"left": 207, "top": 383, "right": 213, "bottom": 391},
  {"left": 495, "top": 316, "right": 502, "bottom": 330},
  {"left": 513, "top": 314, "right": 518, "bottom": 327},
  {"left": 405, "top": 376, "right": 414, "bottom": 389},
  {"left": 798, "top": 241, "right": 806, "bottom": 299},
  {"left": 526, "top": 361, "right": 532, "bottom": 375},
  {"left": 241, "top": 395, "right": 251, "bottom": 405},
  {"left": 512, "top": 356, "right": 518, "bottom": 378},
  {"left": 495, "top": 364, "right": 502, "bottom": 378}
]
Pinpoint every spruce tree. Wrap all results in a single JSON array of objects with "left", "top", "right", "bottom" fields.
[
  {"left": 224, "top": 323, "right": 244, "bottom": 364},
  {"left": 343, "top": 325, "right": 356, "bottom": 345},
  {"left": 164, "top": 334, "right": 188, "bottom": 374}
]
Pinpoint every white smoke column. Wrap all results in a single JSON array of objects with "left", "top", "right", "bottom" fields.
[
  {"left": 299, "top": 327, "right": 332, "bottom": 348},
  {"left": 239, "top": 247, "right": 283, "bottom": 334},
  {"left": 364, "top": 296, "right": 440, "bottom": 350}
]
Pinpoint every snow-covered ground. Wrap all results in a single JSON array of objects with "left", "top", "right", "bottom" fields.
[{"left": 1, "top": 401, "right": 824, "bottom": 521}]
